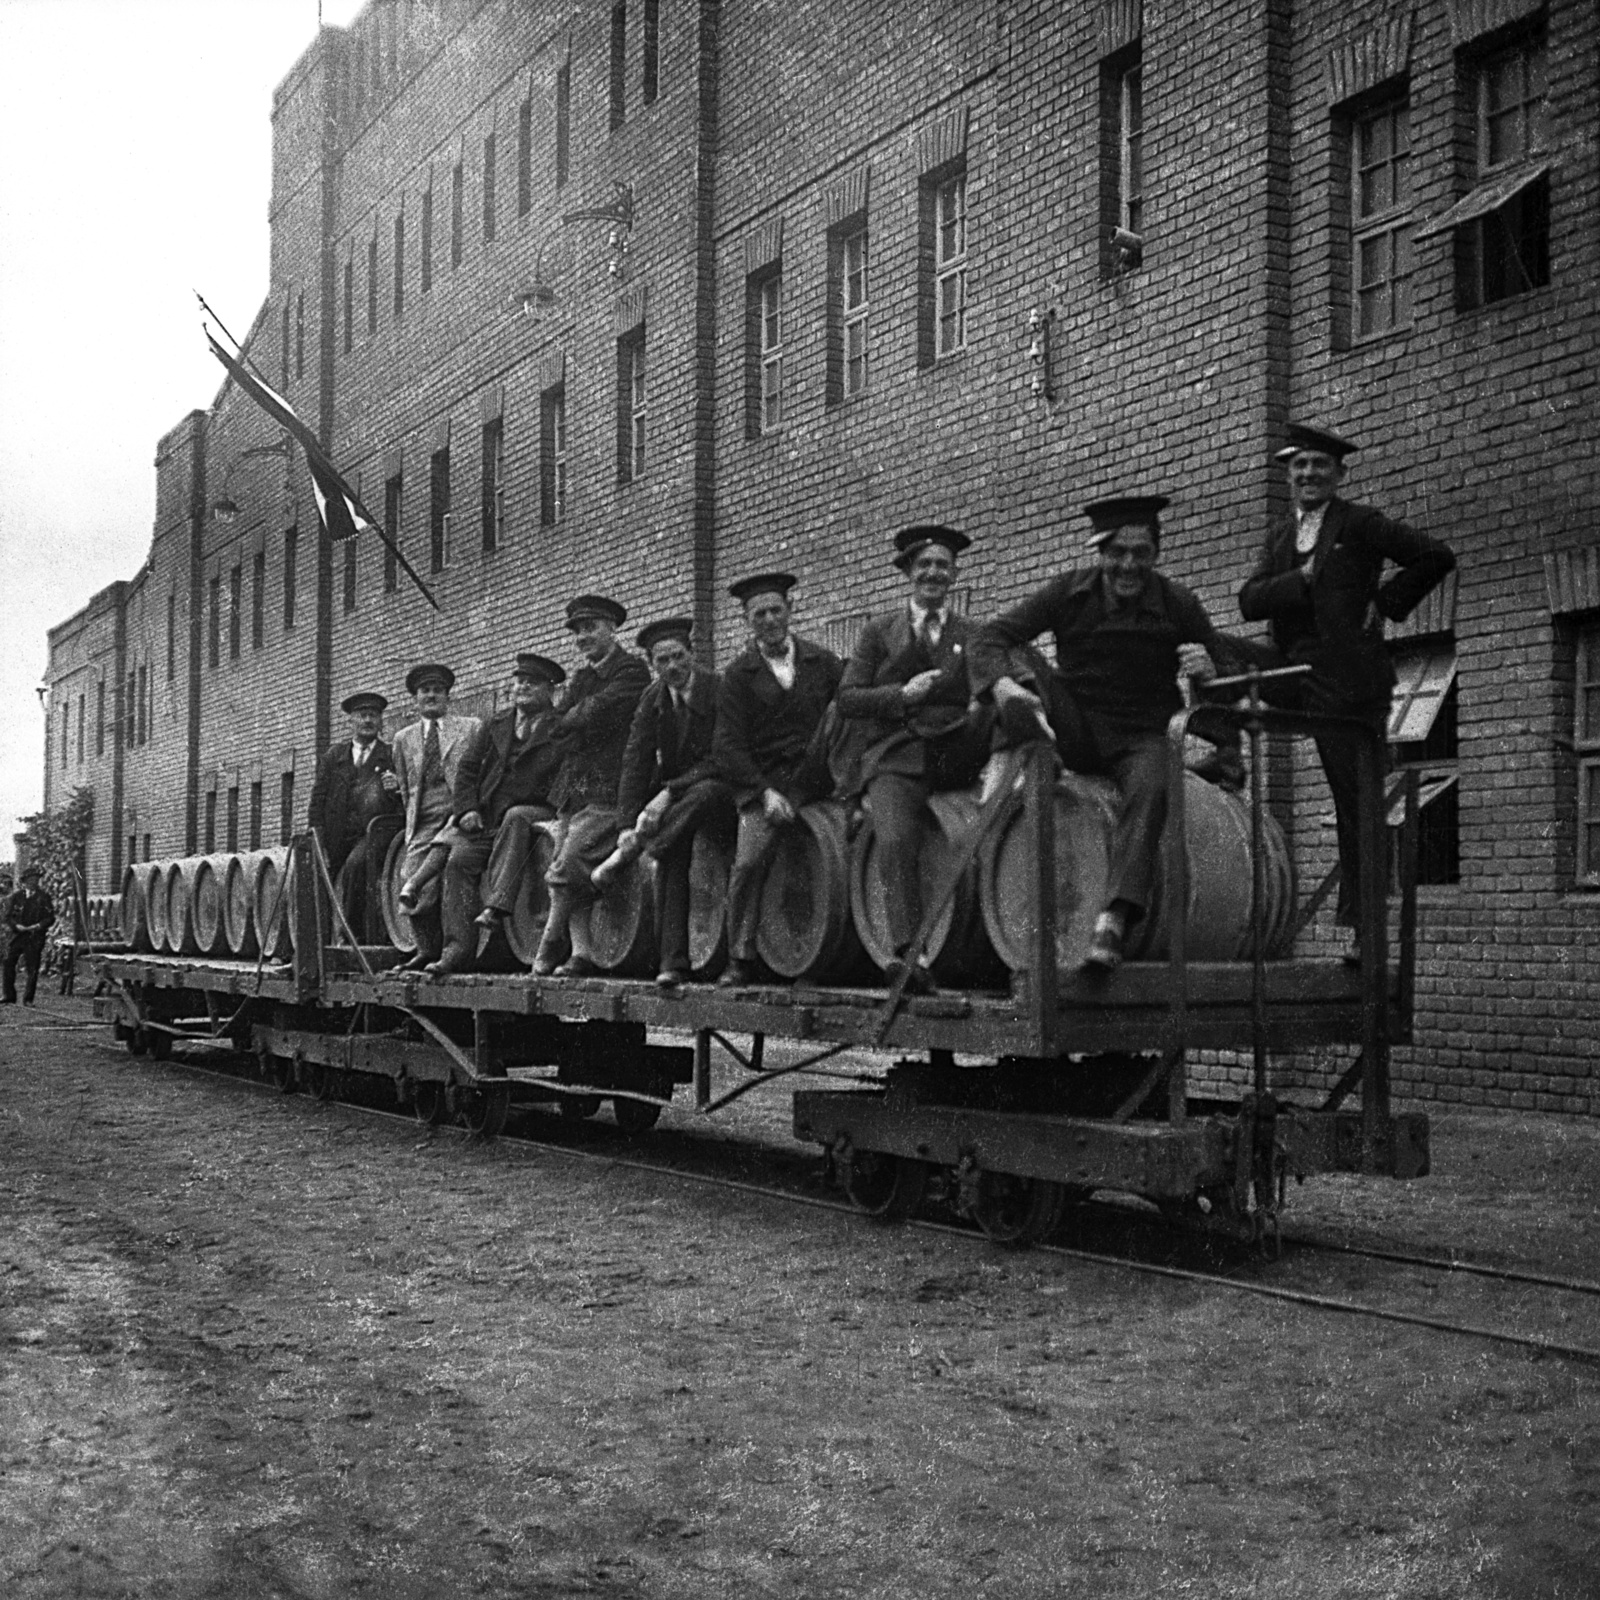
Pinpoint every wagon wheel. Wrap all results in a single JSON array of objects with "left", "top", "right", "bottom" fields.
[
  {"left": 308, "top": 1061, "right": 338, "bottom": 1102},
  {"left": 413, "top": 1082, "right": 448, "bottom": 1125},
  {"left": 269, "top": 1054, "right": 297, "bottom": 1094},
  {"left": 146, "top": 1028, "right": 172, "bottom": 1061},
  {"left": 840, "top": 1150, "right": 930, "bottom": 1221},
  {"left": 612, "top": 1095, "right": 662, "bottom": 1134},
  {"left": 971, "top": 1172, "right": 1064, "bottom": 1247},
  {"left": 456, "top": 1083, "right": 511, "bottom": 1139},
  {"left": 126, "top": 1026, "right": 149, "bottom": 1057},
  {"left": 559, "top": 1094, "right": 603, "bottom": 1121}
]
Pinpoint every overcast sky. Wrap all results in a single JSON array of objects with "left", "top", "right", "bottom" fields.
[{"left": 0, "top": 0, "right": 367, "bottom": 858}]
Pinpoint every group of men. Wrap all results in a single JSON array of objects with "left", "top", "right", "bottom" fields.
[{"left": 307, "top": 422, "right": 1454, "bottom": 988}]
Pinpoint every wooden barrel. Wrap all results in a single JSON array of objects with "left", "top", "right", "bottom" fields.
[
  {"left": 503, "top": 823, "right": 559, "bottom": 965},
  {"left": 249, "top": 847, "right": 294, "bottom": 961},
  {"left": 978, "top": 771, "right": 1295, "bottom": 974},
  {"left": 755, "top": 802, "right": 869, "bottom": 983},
  {"left": 222, "top": 851, "right": 261, "bottom": 957},
  {"left": 588, "top": 854, "right": 657, "bottom": 976},
  {"left": 686, "top": 825, "right": 732, "bottom": 979},
  {"left": 849, "top": 789, "right": 1005, "bottom": 986},
  {"left": 190, "top": 855, "right": 231, "bottom": 956},
  {"left": 162, "top": 859, "right": 201, "bottom": 956},
  {"left": 145, "top": 861, "right": 174, "bottom": 953},
  {"left": 378, "top": 831, "right": 417, "bottom": 954},
  {"left": 119, "top": 863, "right": 160, "bottom": 951}
]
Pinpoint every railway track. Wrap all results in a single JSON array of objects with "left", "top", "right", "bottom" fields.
[{"left": 44, "top": 1007, "right": 1600, "bottom": 1371}]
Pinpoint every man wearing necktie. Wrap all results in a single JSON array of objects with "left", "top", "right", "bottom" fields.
[
  {"left": 598, "top": 617, "right": 733, "bottom": 991},
  {"left": 307, "top": 690, "right": 402, "bottom": 941},
  {"left": 837, "top": 523, "right": 990, "bottom": 995},
  {"left": 1240, "top": 423, "right": 1455, "bottom": 961}
]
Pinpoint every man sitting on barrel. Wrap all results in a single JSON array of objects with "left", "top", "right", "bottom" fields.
[
  {"left": 592, "top": 617, "right": 734, "bottom": 993},
  {"left": 713, "top": 572, "right": 844, "bottom": 988},
  {"left": 530, "top": 596, "right": 651, "bottom": 977},
  {"left": 970, "top": 495, "right": 1226, "bottom": 974},
  {"left": 307, "top": 690, "right": 402, "bottom": 942},
  {"left": 427, "top": 651, "right": 567, "bottom": 974},
  {"left": 837, "top": 524, "right": 990, "bottom": 996}
]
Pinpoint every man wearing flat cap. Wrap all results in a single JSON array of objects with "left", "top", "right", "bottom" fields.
[
  {"left": 971, "top": 496, "right": 1229, "bottom": 972},
  {"left": 837, "top": 524, "right": 990, "bottom": 994},
  {"left": 308, "top": 690, "right": 402, "bottom": 941},
  {"left": 531, "top": 596, "right": 651, "bottom": 976},
  {"left": 3, "top": 866, "right": 55, "bottom": 1006},
  {"left": 1240, "top": 423, "right": 1455, "bottom": 960},
  {"left": 713, "top": 572, "right": 844, "bottom": 986},
  {"left": 426, "top": 653, "right": 567, "bottom": 973},
  {"left": 596, "top": 617, "right": 734, "bottom": 991},
  {"left": 391, "top": 664, "right": 483, "bottom": 969}
]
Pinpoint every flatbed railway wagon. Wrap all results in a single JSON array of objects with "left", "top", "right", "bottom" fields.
[{"left": 93, "top": 699, "right": 1430, "bottom": 1246}]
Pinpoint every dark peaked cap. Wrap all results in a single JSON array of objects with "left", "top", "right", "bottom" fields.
[
  {"left": 892, "top": 523, "right": 971, "bottom": 571},
  {"left": 636, "top": 617, "right": 694, "bottom": 653},
  {"left": 564, "top": 594, "right": 628, "bottom": 629},
  {"left": 405, "top": 662, "right": 456, "bottom": 694},
  {"left": 728, "top": 572, "right": 797, "bottom": 605},
  {"left": 513, "top": 652, "right": 566, "bottom": 685},
  {"left": 1275, "top": 422, "right": 1359, "bottom": 461},
  {"left": 1083, "top": 495, "right": 1171, "bottom": 549},
  {"left": 341, "top": 690, "right": 388, "bottom": 713}
]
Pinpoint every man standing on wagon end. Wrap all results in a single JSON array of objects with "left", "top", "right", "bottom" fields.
[
  {"left": 1240, "top": 423, "right": 1455, "bottom": 962},
  {"left": 970, "top": 496, "right": 1225, "bottom": 974},
  {"left": 530, "top": 596, "right": 651, "bottom": 977},
  {"left": 713, "top": 573, "right": 844, "bottom": 988},
  {"left": 837, "top": 524, "right": 990, "bottom": 996}
]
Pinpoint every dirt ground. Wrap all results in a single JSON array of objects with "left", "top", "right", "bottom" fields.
[{"left": 3, "top": 996, "right": 1598, "bottom": 1600}]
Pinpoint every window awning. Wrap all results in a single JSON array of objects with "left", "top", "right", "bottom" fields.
[
  {"left": 1415, "top": 158, "right": 1552, "bottom": 240},
  {"left": 1389, "top": 646, "right": 1457, "bottom": 743}
]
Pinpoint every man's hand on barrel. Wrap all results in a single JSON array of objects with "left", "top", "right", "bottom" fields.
[
  {"left": 762, "top": 788, "right": 797, "bottom": 826},
  {"left": 458, "top": 810, "right": 484, "bottom": 834}
]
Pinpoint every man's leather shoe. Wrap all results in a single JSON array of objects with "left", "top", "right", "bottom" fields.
[
  {"left": 1082, "top": 914, "right": 1124, "bottom": 974},
  {"left": 655, "top": 969, "right": 687, "bottom": 993},
  {"left": 555, "top": 955, "right": 600, "bottom": 978},
  {"left": 426, "top": 948, "right": 472, "bottom": 976},
  {"left": 718, "top": 959, "right": 758, "bottom": 988},
  {"left": 530, "top": 957, "right": 558, "bottom": 977}
]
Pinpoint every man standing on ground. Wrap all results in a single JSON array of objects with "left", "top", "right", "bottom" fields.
[
  {"left": 713, "top": 573, "right": 844, "bottom": 987},
  {"left": 531, "top": 597, "right": 651, "bottom": 977},
  {"left": 1239, "top": 423, "right": 1455, "bottom": 961},
  {"left": 971, "top": 496, "right": 1224, "bottom": 974},
  {"left": 3, "top": 866, "right": 55, "bottom": 1005}
]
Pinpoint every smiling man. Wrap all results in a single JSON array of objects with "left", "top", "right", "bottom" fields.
[{"left": 971, "top": 496, "right": 1226, "bottom": 973}]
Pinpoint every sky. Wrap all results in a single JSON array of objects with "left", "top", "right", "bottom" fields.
[{"left": 0, "top": 0, "right": 368, "bottom": 858}]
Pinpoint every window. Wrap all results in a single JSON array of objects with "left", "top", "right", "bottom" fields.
[
  {"left": 76, "top": 694, "right": 84, "bottom": 764},
  {"left": 1573, "top": 625, "right": 1600, "bottom": 884},
  {"left": 556, "top": 63, "right": 571, "bottom": 188},
  {"left": 827, "top": 219, "right": 869, "bottom": 403},
  {"left": 1352, "top": 96, "right": 1414, "bottom": 337},
  {"left": 518, "top": 98, "right": 533, "bottom": 216},
  {"left": 618, "top": 329, "right": 646, "bottom": 482},
  {"left": 746, "top": 269, "right": 783, "bottom": 435},
  {"left": 125, "top": 673, "right": 136, "bottom": 749},
  {"left": 421, "top": 188, "right": 433, "bottom": 293},
  {"left": 226, "top": 787, "right": 240, "bottom": 853},
  {"left": 1389, "top": 640, "right": 1460, "bottom": 886},
  {"left": 609, "top": 4, "right": 627, "bottom": 130},
  {"left": 295, "top": 291, "right": 305, "bottom": 379},
  {"left": 1100, "top": 45, "right": 1143, "bottom": 273},
  {"left": 228, "top": 565, "right": 241, "bottom": 659},
  {"left": 384, "top": 472, "right": 402, "bottom": 592},
  {"left": 1117, "top": 61, "right": 1142, "bottom": 237},
  {"left": 128, "top": 832, "right": 138, "bottom": 867},
  {"left": 643, "top": 0, "right": 659, "bottom": 104},
  {"left": 919, "top": 170, "right": 967, "bottom": 363},
  {"left": 368, "top": 236, "right": 378, "bottom": 334},
  {"left": 284, "top": 527, "right": 298, "bottom": 628},
  {"left": 252, "top": 551, "right": 265, "bottom": 648},
  {"left": 343, "top": 259, "right": 354, "bottom": 353},
  {"left": 167, "top": 593, "right": 175, "bottom": 679},
  {"left": 205, "top": 791, "right": 217, "bottom": 854},
  {"left": 393, "top": 212, "right": 405, "bottom": 318},
  {"left": 540, "top": 386, "right": 567, "bottom": 525},
  {"left": 280, "top": 772, "right": 295, "bottom": 845},
  {"left": 138, "top": 665, "right": 148, "bottom": 745},
  {"left": 281, "top": 296, "right": 291, "bottom": 389},
  {"left": 249, "top": 781, "right": 263, "bottom": 851},
  {"left": 481, "top": 416, "right": 505, "bottom": 552},
  {"left": 430, "top": 446, "right": 451, "bottom": 572},
  {"left": 343, "top": 536, "right": 357, "bottom": 613},
  {"left": 96, "top": 680, "right": 105, "bottom": 757},
  {"left": 483, "top": 132, "right": 497, "bottom": 242},
  {"left": 142, "top": 832, "right": 151, "bottom": 863},
  {"left": 451, "top": 162, "right": 464, "bottom": 267},
  {"left": 208, "top": 575, "right": 221, "bottom": 668}
]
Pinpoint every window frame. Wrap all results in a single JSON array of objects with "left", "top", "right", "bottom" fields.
[
  {"left": 540, "top": 386, "right": 567, "bottom": 525},
  {"left": 1351, "top": 93, "right": 1416, "bottom": 340},
  {"left": 1573, "top": 624, "right": 1600, "bottom": 885},
  {"left": 617, "top": 327, "right": 647, "bottom": 484},
  {"left": 429, "top": 447, "right": 452, "bottom": 573},
  {"left": 481, "top": 416, "right": 506, "bottom": 553},
  {"left": 745, "top": 267, "right": 783, "bottom": 437},
  {"left": 1389, "top": 639, "right": 1461, "bottom": 888},
  {"left": 933, "top": 170, "right": 968, "bottom": 360},
  {"left": 384, "top": 472, "right": 402, "bottom": 593}
]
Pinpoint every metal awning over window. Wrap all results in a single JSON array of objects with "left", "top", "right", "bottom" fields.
[
  {"left": 1415, "top": 158, "right": 1552, "bottom": 240},
  {"left": 1389, "top": 645, "right": 1457, "bottom": 743}
]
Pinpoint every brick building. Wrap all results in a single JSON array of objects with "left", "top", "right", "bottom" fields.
[{"left": 43, "top": 0, "right": 1599, "bottom": 1113}]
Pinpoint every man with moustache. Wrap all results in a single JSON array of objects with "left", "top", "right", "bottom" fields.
[{"left": 530, "top": 596, "right": 651, "bottom": 977}]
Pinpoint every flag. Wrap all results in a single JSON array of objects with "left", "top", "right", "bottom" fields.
[{"left": 204, "top": 330, "right": 373, "bottom": 542}]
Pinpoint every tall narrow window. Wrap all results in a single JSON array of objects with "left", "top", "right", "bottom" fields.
[
  {"left": 746, "top": 269, "right": 783, "bottom": 436},
  {"left": 96, "top": 680, "right": 105, "bottom": 756},
  {"left": 430, "top": 447, "right": 451, "bottom": 572},
  {"left": 518, "top": 98, "right": 533, "bottom": 216},
  {"left": 483, "top": 132, "right": 497, "bottom": 241},
  {"left": 343, "top": 258, "right": 354, "bottom": 353},
  {"left": 421, "top": 187, "right": 434, "bottom": 292},
  {"left": 205, "top": 792, "right": 217, "bottom": 854},
  {"left": 142, "top": 832, "right": 151, "bottom": 862},
  {"left": 280, "top": 772, "right": 295, "bottom": 845},
  {"left": 384, "top": 472, "right": 402, "bottom": 593},
  {"left": 918, "top": 169, "right": 968, "bottom": 362},
  {"left": 208, "top": 576, "right": 221, "bottom": 668},
  {"left": 343, "top": 537, "right": 358, "bottom": 613},
  {"left": 138, "top": 665, "right": 148, "bottom": 745},
  {"left": 643, "top": 0, "right": 659, "bottom": 104},
  {"left": 76, "top": 694, "right": 84, "bottom": 764},
  {"left": 1119, "top": 65, "right": 1142, "bottom": 237},
  {"left": 226, "top": 787, "right": 240, "bottom": 853},
  {"left": 451, "top": 162, "right": 464, "bottom": 267},
  {"left": 295, "top": 291, "right": 305, "bottom": 379},
  {"left": 228, "top": 564, "right": 241, "bottom": 659},
  {"left": 540, "top": 386, "right": 567, "bottom": 525},
  {"left": 128, "top": 832, "right": 138, "bottom": 866},
  {"left": 368, "top": 236, "right": 379, "bottom": 334},
  {"left": 1352, "top": 96, "right": 1414, "bottom": 338},
  {"left": 827, "top": 220, "right": 869, "bottom": 404},
  {"left": 1099, "top": 44, "right": 1144, "bottom": 274},
  {"left": 252, "top": 551, "right": 265, "bottom": 647},
  {"left": 393, "top": 212, "right": 405, "bottom": 318},
  {"left": 284, "top": 527, "right": 298, "bottom": 628},
  {"left": 1467, "top": 32, "right": 1549, "bottom": 306},
  {"left": 249, "top": 781, "right": 263, "bottom": 851},
  {"left": 481, "top": 416, "right": 505, "bottom": 552},
  {"left": 556, "top": 63, "right": 571, "bottom": 188},
  {"left": 126, "top": 673, "right": 136, "bottom": 749},
  {"left": 609, "top": 4, "right": 627, "bottom": 130},
  {"left": 618, "top": 328, "right": 646, "bottom": 483},
  {"left": 281, "top": 296, "right": 291, "bottom": 389},
  {"left": 166, "top": 593, "right": 175, "bottom": 678},
  {"left": 1390, "top": 639, "right": 1460, "bottom": 886}
]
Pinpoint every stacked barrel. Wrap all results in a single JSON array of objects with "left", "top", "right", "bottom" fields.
[{"left": 118, "top": 847, "right": 293, "bottom": 959}]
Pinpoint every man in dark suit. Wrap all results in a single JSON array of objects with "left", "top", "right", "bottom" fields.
[
  {"left": 1240, "top": 422, "right": 1456, "bottom": 959},
  {"left": 713, "top": 573, "right": 844, "bottom": 987},
  {"left": 594, "top": 617, "right": 734, "bottom": 991},
  {"left": 306, "top": 690, "right": 402, "bottom": 941},
  {"left": 971, "top": 496, "right": 1227, "bottom": 973},
  {"left": 430, "top": 652, "right": 566, "bottom": 974},
  {"left": 531, "top": 596, "right": 651, "bottom": 977},
  {"left": 837, "top": 524, "right": 990, "bottom": 995},
  {"left": 3, "top": 866, "right": 55, "bottom": 1005}
]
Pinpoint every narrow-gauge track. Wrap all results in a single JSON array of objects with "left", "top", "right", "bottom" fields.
[{"left": 75, "top": 1025, "right": 1600, "bottom": 1370}]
